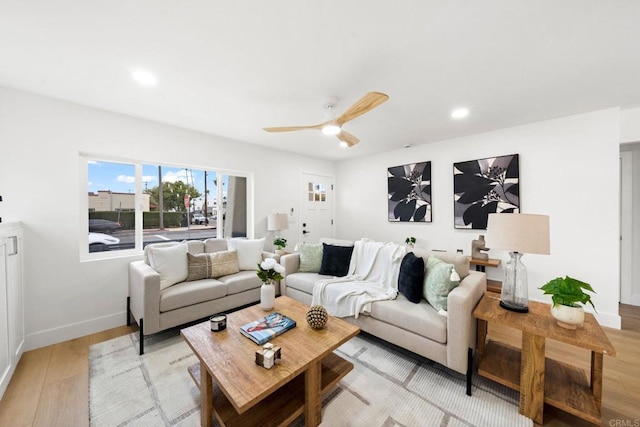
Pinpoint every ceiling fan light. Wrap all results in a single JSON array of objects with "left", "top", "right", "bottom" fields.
[
  {"left": 339, "top": 141, "right": 350, "bottom": 148},
  {"left": 321, "top": 123, "right": 341, "bottom": 136}
]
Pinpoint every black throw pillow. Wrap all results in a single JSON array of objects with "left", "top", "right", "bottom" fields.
[
  {"left": 319, "top": 243, "right": 354, "bottom": 277},
  {"left": 398, "top": 252, "right": 425, "bottom": 303}
]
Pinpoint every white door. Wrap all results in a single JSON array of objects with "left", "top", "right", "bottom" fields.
[{"left": 300, "top": 173, "right": 334, "bottom": 243}]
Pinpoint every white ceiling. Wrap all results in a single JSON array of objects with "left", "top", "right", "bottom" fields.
[{"left": 1, "top": 1, "right": 639, "bottom": 161}]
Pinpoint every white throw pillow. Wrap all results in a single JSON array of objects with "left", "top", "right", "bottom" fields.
[
  {"left": 227, "top": 238, "right": 265, "bottom": 270},
  {"left": 147, "top": 244, "right": 188, "bottom": 290}
]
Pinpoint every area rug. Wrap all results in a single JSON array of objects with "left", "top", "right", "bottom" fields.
[{"left": 89, "top": 329, "right": 532, "bottom": 427}]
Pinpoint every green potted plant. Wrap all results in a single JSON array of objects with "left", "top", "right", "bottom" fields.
[
  {"left": 539, "top": 276, "right": 596, "bottom": 330},
  {"left": 405, "top": 236, "right": 416, "bottom": 248},
  {"left": 273, "top": 237, "right": 287, "bottom": 255}
]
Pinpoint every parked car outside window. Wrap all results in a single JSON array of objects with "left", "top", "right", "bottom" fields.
[
  {"left": 89, "top": 219, "right": 122, "bottom": 234},
  {"left": 88, "top": 232, "right": 120, "bottom": 252},
  {"left": 191, "top": 213, "right": 206, "bottom": 224}
]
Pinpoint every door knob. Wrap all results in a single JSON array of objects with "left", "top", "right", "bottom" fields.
[{"left": 302, "top": 230, "right": 310, "bottom": 235}]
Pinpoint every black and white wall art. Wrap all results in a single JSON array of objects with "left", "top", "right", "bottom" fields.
[
  {"left": 453, "top": 154, "right": 519, "bottom": 229},
  {"left": 388, "top": 161, "right": 432, "bottom": 222}
]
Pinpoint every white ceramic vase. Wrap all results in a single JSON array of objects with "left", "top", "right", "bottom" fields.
[
  {"left": 551, "top": 304, "right": 584, "bottom": 330},
  {"left": 260, "top": 283, "right": 275, "bottom": 311}
]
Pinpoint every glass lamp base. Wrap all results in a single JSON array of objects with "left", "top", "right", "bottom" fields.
[{"left": 499, "top": 300, "right": 529, "bottom": 313}]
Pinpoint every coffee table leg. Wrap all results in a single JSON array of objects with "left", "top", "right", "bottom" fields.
[
  {"left": 305, "top": 360, "right": 322, "bottom": 426},
  {"left": 200, "top": 361, "right": 213, "bottom": 427}
]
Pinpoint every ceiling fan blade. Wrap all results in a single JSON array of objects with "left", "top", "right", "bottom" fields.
[
  {"left": 263, "top": 124, "right": 323, "bottom": 132},
  {"left": 337, "top": 130, "right": 360, "bottom": 147},
  {"left": 335, "top": 92, "right": 389, "bottom": 126}
]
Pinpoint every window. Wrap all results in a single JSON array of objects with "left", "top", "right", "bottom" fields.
[{"left": 83, "top": 156, "right": 252, "bottom": 257}]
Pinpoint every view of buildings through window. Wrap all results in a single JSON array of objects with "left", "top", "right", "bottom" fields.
[{"left": 87, "top": 160, "right": 248, "bottom": 253}]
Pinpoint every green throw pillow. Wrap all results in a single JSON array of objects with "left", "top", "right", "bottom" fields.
[
  {"left": 424, "top": 256, "right": 460, "bottom": 312},
  {"left": 297, "top": 243, "right": 323, "bottom": 272}
]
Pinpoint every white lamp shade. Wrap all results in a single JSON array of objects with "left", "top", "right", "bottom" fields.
[
  {"left": 486, "top": 213, "right": 550, "bottom": 255},
  {"left": 267, "top": 213, "right": 289, "bottom": 231}
]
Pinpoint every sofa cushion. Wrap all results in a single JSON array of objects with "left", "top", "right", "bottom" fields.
[
  {"left": 159, "top": 278, "right": 227, "bottom": 312},
  {"left": 218, "top": 270, "right": 263, "bottom": 295},
  {"left": 319, "top": 237, "right": 354, "bottom": 247},
  {"left": 147, "top": 243, "right": 188, "bottom": 290},
  {"left": 227, "top": 238, "right": 265, "bottom": 270},
  {"left": 368, "top": 294, "right": 447, "bottom": 344},
  {"left": 204, "top": 238, "right": 228, "bottom": 253},
  {"left": 319, "top": 243, "right": 354, "bottom": 277},
  {"left": 412, "top": 248, "right": 469, "bottom": 279},
  {"left": 296, "top": 243, "right": 323, "bottom": 273},
  {"left": 186, "top": 250, "right": 240, "bottom": 281},
  {"left": 286, "top": 272, "right": 329, "bottom": 295},
  {"left": 398, "top": 252, "right": 425, "bottom": 303},
  {"left": 424, "top": 256, "right": 460, "bottom": 312},
  {"left": 184, "top": 240, "right": 205, "bottom": 254}
]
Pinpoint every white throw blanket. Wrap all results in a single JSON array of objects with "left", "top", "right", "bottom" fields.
[{"left": 311, "top": 239, "right": 406, "bottom": 318}]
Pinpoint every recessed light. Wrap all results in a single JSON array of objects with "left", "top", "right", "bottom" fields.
[
  {"left": 131, "top": 69, "right": 157, "bottom": 86},
  {"left": 451, "top": 108, "right": 469, "bottom": 119}
]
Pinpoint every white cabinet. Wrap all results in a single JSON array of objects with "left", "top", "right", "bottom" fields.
[{"left": 0, "top": 222, "right": 24, "bottom": 399}]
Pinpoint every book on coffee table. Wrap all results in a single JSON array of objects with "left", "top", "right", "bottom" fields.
[{"left": 240, "top": 312, "right": 296, "bottom": 345}]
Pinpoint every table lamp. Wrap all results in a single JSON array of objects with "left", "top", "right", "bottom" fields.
[
  {"left": 486, "top": 213, "right": 550, "bottom": 313},
  {"left": 267, "top": 213, "right": 288, "bottom": 249}
]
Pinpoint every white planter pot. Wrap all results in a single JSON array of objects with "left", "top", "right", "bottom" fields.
[
  {"left": 551, "top": 304, "right": 585, "bottom": 330},
  {"left": 260, "top": 283, "right": 275, "bottom": 311}
]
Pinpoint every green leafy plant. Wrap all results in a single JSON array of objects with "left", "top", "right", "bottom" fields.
[
  {"left": 405, "top": 236, "right": 416, "bottom": 245},
  {"left": 539, "top": 276, "right": 596, "bottom": 309},
  {"left": 273, "top": 237, "right": 287, "bottom": 250}
]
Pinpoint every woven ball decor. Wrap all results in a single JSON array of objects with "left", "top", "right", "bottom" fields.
[{"left": 306, "top": 305, "right": 328, "bottom": 329}]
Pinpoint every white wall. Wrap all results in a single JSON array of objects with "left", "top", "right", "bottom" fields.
[
  {"left": 621, "top": 107, "right": 640, "bottom": 143},
  {"left": 0, "top": 86, "right": 334, "bottom": 349},
  {"left": 336, "top": 109, "right": 621, "bottom": 328}
]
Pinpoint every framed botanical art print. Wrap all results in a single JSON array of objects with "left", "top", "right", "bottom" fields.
[
  {"left": 388, "top": 161, "right": 432, "bottom": 222},
  {"left": 453, "top": 154, "right": 519, "bottom": 229}
]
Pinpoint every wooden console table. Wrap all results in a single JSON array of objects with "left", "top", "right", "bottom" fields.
[{"left": 473, "top": 294, "right": 615, "bottom": 425}]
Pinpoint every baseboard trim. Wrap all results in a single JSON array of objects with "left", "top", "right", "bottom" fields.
[
  {"left": 25, "top": 311, "right": 126, "bottom": 351},
  {"left": 593, "top": 311, "right": 621, "bottom": 329}
]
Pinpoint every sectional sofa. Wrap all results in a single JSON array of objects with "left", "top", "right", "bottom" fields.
[
  {"left": 127, "top": 238, "right": 273, "bottom": 354},
  {"left": 280, "top": 238, "right": 486, "bottom": 394}
]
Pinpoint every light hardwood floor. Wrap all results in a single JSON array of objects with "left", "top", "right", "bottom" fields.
[{"left": 0, "top": 308, "right": 638, "bottom": 427}]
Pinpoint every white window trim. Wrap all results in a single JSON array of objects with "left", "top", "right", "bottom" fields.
[{"left": 79, "top": 153, "right": 254, "bottom": 262}]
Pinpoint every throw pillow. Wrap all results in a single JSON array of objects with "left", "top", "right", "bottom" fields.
[
  {"left": 227, "top": 238, "right": 265, "bottom": 270},
  {"left": 424, "top": 256, "right": 460, "bottom": 312},
  {"left": 210, "top": 250, "right": 240, "bottom": 278},
  {"left": 297, "top": 243, "right": 323, "bottom": 273},
  {"left": 147, "top": 244, "right": 188, "bottom": 290},
  {"left": 319, "top": 243, "right": 354, "bottom": 277},
  {"left": 186, "top": 250, "right": 240, "bottom": 281},
  {"left": 186, "top": 252, "right": 209, "bottom": 281},
  {"left": 398, "top": 252, "right": 425, "bottom": 303}
]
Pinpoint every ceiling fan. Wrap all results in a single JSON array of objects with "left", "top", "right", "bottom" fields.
[{"left": 263, "top": 92, "right": 389, "bottom": 147}]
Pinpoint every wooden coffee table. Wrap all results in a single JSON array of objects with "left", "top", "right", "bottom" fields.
[{"left": 181, "top": 296, "right": 360, "bottom": 427}]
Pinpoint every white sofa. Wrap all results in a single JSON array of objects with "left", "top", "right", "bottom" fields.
[
  {"left": 128, "top": 238, "right": 275, "bottom": 354},
  {"left": 280, "top": 238, "right": 486, "bottom": 395}
]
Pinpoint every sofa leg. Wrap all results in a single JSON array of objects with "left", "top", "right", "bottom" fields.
[
  {"left": 139, "top": 318, "right": 144, "bottom": 356},
  {"left": 126, "top": 297, "right": 131, "bottom": 326},
  {"left": 466, "top": 347, "right": 473, "bottom": 396}
]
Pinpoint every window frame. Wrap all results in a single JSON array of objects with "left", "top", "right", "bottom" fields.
[{"left": 79, "top": 153, "right": 254, "bottom": 261}]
